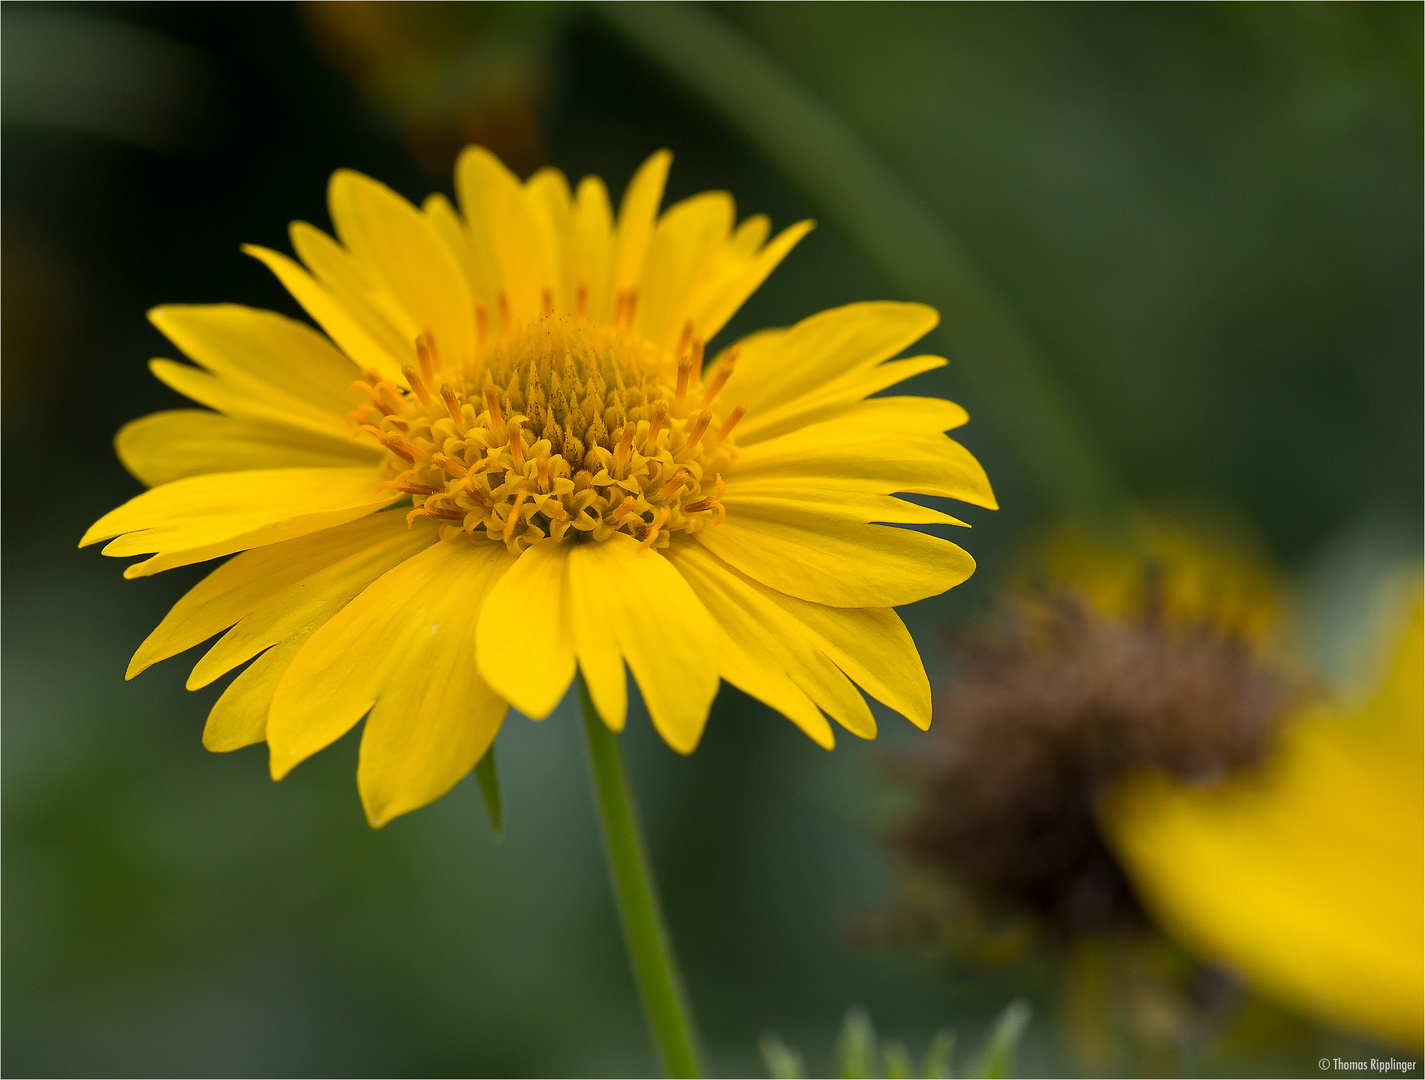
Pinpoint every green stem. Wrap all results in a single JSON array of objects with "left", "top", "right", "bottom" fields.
[
  {"left": 579, "top": 679, "right": 704, "bottom": 1078},
  {"left": 599, "top": 2, "right": 1129, "bottom": 524}
]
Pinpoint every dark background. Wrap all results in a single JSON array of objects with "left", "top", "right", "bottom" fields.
[{"left": 3, "top": 3, "right": 1420, "bottom": 1075}]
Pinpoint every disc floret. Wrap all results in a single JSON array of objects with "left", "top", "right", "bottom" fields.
[{"left": 351, "top": 314, "right": 740, "bottom": 553}]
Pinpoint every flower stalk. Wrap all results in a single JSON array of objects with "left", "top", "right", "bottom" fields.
[{"left": 579, "top": 679, "right": 705, "bottom": 1078}]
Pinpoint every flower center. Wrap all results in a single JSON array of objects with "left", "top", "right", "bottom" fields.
[{"left": 350, "top": 314, "right": 743, "bottom": 554}]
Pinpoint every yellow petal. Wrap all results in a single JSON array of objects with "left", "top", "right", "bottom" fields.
[
  {"left": 202, "top": 637, "right": 302, "bottom": 752},
  {"left": 327, "top": 169, "right": 475, "bottom": 370},
  {"left": 147, "top": 304, "right": 363, "bottom": 428},
  {"left": 734, "top": 357, "right": 952, "bottom": 444},
  {"left": 525, "top": 166, "right": 575, "bottom": 313},
  {"left": 188, "top": 517, "right": 437, "bottom": 688},
  {"left": 355, "top": 547, "right": 514, "bottom": 826},
  {"left": 126, "top": 510, "right": 421, "bottom": 678},
  {"left": 613, "top": 149, "right": 672, "bottom": 295},
  {"left": 243, "top": 243, "right": 404, "bottom": 380},
  {"left": 685, "top": 219, "right": 814, "bottom": 344},
  {"left": 116, "top": 409, "right": 378, "bottom": 488},
  {"left": 696, "top": 512, "right": 975, "bottom": 608},
  {"left": 268, "top": 540, "right": 515, "bottom": 784},
  {"left": 423, "top": 193, "right": 498, "bottom": 313},
  {"left": 567, "top": 534, "right": 719, "bottom": 752},
  {"left": 667, "top": 543, "right": 875, "bottom": 738},
  {"left": 730, "top": 407, "right": 997, "bottom": 510},
  {"left": 455, "top": 146, "right": 553, "bottom": 328},
  {"left": 574, "top": 175, "right": 616, "bottom": 322},
  {"left": 637, "top": 191, "right": 735, "bottom": 347},
  {"left": 566, "top": 548, "right": 629, "bottom": 733},
  {"left": 723, "top": 487, "right": 969, "bottom": 529},
  {"left": 712, "top": 622, "right": 835, "bottom": 748},
  {"left": 721, "top": 301, "right": 939, "bottom": 418},
  {"left": 475, "top": 539, "right": 577, "bottom": 719},
  {"left": 288, "top": 221, "right": 420, "bottom": 373},
  {"left": 82, "top": 467, "right": 396, "bottom": 578}
]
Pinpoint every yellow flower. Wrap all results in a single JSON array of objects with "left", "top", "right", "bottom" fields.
[
  {"left": 81, "top": 149, "right": 995, "bottom": 825},
  {"left": 1101, "top": 583, "right": 1424, "bottom": 1048}
]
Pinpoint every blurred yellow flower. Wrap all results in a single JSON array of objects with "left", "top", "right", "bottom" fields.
[
  {"left": 81, "top": 148, "right": 994, "bottom": 825},
  {"left": 1102, "top": 583, "right": 1423, "bottom": 1048}
]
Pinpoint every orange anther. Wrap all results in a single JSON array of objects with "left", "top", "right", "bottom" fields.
[
  {"left": 352, "top": 380, "right": 394, "bottom": 415},
  {"left": 683, "top": 410, "right": 712, "bottom": 451},
  {"left": 613, "top": 423, "right": 635, "bottom": 465},
  {"left": 401, "top": 365, "right": 434, "bottom": 408},
  {"left": 384, "top": 432, "right": 426, "bottom": 461},
  {"left": 675, "top": 320, "right": 693, "bottom": 363},
  {"left": 476, "top": 302, "right": 489, "bottom": 344},
  {"left": 611, "top": 495, "right": 637, "bottom": 523},
  {"left": 463, "top": 479, "right": 493, "bottom": 508},
  {"left": 713, "top": 402, "right": 746, "bottom": 445},
  {"left": 675, "top": 356, "right": 693, "bottom": 402},
  {"left": 503, "top": 491, "right": 528, "bottom": 540},
  {"left": 701, "top": 347, "right": 738, "bottom": 404},
  {"left": 507, "top": 419, "right": 525, "bottom": 469},
  {"left": 377, "top": 381, "right": 405, "bottom": 415},
  {"left": 422, "top": 503, "right": 467, "bottom": 522},
  {"left": 484, "top": 388, "right": 503, "bottom": 430},
  {"left": 497, "top": 291, "right": 511, "bottom": 334},
  {"left": 657, "top": 469, "right": 691, "bottom": 500},
  {"left": 440, "top": 384, "right": 463, "bottom": 425},
  {"left": 680, "top": 475, "right": 724, "bottom": 515},
  {"left": 416, "top": 331, "right": 441, "bottom": 383},
  {"left": 541, "top": 287, "right": 554, "bottom": 317},
  {"left": 575, "top": 283, "right": 588, "bottom": 319},
  {"left": 647, "top": 401, "right": 667, "bottom": 447},
  {"left": 637, "top": 507, "right": 669, "bottom": 551},
  {"left": 378, "top": 479, "right": 442, "bottom": 495},
  {"left": 431, "top": 453, "right": 468, "bottom": 477}
]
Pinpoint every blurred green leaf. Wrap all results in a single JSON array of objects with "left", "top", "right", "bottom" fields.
[
  {"left": 836, "top": 1007, "right": 879, "bottom": 1079},
  {"left": 759, "top": 1031, "right": 806, "bottom": 1080},
  {"left": 882, "top": 1039, "right": 913, "bottom": 1079},
  {"left": 968, "top": 1000, "right": 1032, "bottom": 1079},
  {"left": 921, "top": 1028, "right": 957, "bottom": 1079},
  {"left": 474, "top": 746, "right": 503, "bottom": 839}
]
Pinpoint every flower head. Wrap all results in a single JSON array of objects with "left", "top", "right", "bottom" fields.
[
  {"left": 888, "top": 518, "right": 1294, "bottom": 947},
  {"left": 82, "top": 149, "right": 995, "bottom": 825}
]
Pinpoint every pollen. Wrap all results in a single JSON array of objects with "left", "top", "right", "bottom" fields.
[{"left": 351, "top": 314, "right": 738, "bottom": 554}]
